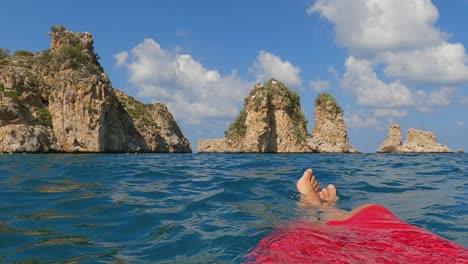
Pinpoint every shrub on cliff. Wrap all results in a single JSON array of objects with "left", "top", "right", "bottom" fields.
[
  {"left": 0, "top": 48, "right": 10, "bottom": 59},
  {"left": 315, "top": 93, "right": 342, "bottom": 113},
  {"left": 224, "top": 79, "right": 307, "bottom": 143},
  {"left": 225, "top": 109, "right": 247, "bottom": 139},
  {"left": 46, "top": 25, "right": 100, "bottom": 73},
  {"left": 31, "top": 108, "right": 53, "bottom": 127},
  {"left": 13, "top": 50, "right": 34, "bottom": 57}
]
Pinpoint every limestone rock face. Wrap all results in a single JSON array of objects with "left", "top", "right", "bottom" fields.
[
  {"left": 0, "top": 124, "right": 55, "bottom": 152},
  {"left": 198, "top": 79, "right": 307, "bottom": 153},
  {"left": 197, "top": 81, "right": 358, "bottom": 153},
  {"left": 307, "top": 93, "right": 357, "bottom": 153},
  {"left": 197, "top": 139, "right": 229, "bottom": 153},
  {"left": 0, "top": 25, "right": 191, "bottom": 153},
  {"left": 376, "top": 124, "right": 402, "bottom": 153},
  {"left": 377, "top": 124, "right": 452, "bottom": 153},
  {"left": 114, "top": 90, "right": 191, "bottom": 152},
  {"left": 457, "top": 149, "right": 465, "bottom": 154}
]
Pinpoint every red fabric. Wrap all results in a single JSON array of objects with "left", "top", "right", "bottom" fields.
[{"left": 247, "top": 205, "right": 468, "bottom": 263}]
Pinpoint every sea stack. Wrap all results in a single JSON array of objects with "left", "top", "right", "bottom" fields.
[
  {"left": 197, "top": 80, "right": 358, "bottom": 153},
  {"left": 198, "top": 79, "right": 307, "bottom": 153},
  {"left": 305, "top": 93, "right": 358, "bottom": 153},
  {"left": 0, "top": 25, "right": 191, "bottom": 153},
  {"left": 377, "top": 124, "right": 452, "bottom": 153}
]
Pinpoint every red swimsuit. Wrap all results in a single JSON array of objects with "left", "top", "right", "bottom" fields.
[{"left": 247, "top": 205, "right": 468, "bottom": 263}]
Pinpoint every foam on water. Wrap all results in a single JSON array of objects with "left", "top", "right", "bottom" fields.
[{"left": 0, "top": 153, "right": 467, "bottom": 262}]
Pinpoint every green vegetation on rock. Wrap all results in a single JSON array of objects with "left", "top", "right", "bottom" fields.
[
  {"left": 268, "top": 79, "right": 308, "bottom": 142},
  {"left": 225, "top": 109, "right": 247, "bottom": 139},
  {"left": 0, "top": 48, "right": 10, "bottom": 67},
  {"left": 0, "top": 84, "right": 19, "bottom": 100},
  {"left": 31, "top": 108, "right": 53, "bottom": 127},
  {"left": 37, "top": 25, "right": 101, "bottom": 73},
  {"left": 0, "top": 48, "right": 10, "bottom": 59},
  {"left": 225, "top": 79, "right": 308, "bottom": 142},
  {"left": 117, "top": 93, "right": 155, "bottom": 128},
  {"left": 13, "top": 50, "right": 34, "bottom": 57},
  {"left": 315, "top": 93, "right": 343, "bottom": 113}
]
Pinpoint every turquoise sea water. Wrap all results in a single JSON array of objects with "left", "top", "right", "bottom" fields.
[{"left": 0, "top": 153, "right": 467, "bottom": 263}]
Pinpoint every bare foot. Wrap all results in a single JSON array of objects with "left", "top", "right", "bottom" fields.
[
  {"left": 296, "top": 169, "right": 321, "bottom": 206},
  {"left": 319, "top": 184, "right": 338, "bottom": 203}
]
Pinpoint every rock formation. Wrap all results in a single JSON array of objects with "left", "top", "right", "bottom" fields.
[
  {"left": 199, "top": 79, "right": 308, "bottom": 153},
  {"left": 375, "top": 124, "right": 402, "bottom": 153},
  {"left": 0, "top": 25, "right": 191, "bottom": 153},
  {"left": 377, "top": 124, "right": 452, "bottom": 153},
  {"left": 305, "top": 93, "right": 358, "bottom": 153},
  {"left": 197, "top": 80, "right": 358, "bottom": 153},
  {"left": 457, "top": 149, "right": 464, "bottom": 154}
]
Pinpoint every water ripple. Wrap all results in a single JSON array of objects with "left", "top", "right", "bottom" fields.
[{"left": 0, "top": 153, "right": 466, "bottom": 262}]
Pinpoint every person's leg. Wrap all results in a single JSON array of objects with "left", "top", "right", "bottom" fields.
[
  {"left": 296, "top": 169, "right": 376, "bottom": 222},
  {"left": 296, "top": 169, "right": 321, "bottom": 206},
  {"left": 319, "top": 184, "right": 337, "bottom": 203},
  {"left": 296, "top": 169, "right": 350, "bottom": 221}
]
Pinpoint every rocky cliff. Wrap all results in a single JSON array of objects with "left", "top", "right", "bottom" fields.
[
  {"left": 377, "top": 124, "right": 452, "bottom": 153},
  {"left": 305, "top": 93, "right": 358, "bottom": 153},
  {"left": 0, "top": 25, "right": 191, "bottom": 153},
  {"left": 201, "top": 79, "right": 308, "bottom": 153},
  {"left": 197, "top": 80, "right": 357, "bottom": 153}
]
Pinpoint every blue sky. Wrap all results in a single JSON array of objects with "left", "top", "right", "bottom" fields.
[{"left": 2, "top": 0, "right": 468, "bottom": 152}]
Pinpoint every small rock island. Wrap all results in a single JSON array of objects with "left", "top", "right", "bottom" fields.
[
  {"left": 0, "top": 25, "right": 191, "bottom": 153},
  {"left": 377, "top": 124, "right": 452, "bottom": 153},
  {"left": 197, "top": 79, "right": 358, "bottom": 153}
]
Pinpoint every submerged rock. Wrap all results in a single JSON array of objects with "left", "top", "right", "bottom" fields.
[
  {"left": 0, "top": 25, "right": 191, "bottom": 153},
  {"left": 377, "top": 124, "right": 452, "bottom": 153}
]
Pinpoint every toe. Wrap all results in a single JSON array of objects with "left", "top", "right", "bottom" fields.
[
  {"left": 327, "top": 184, "right": 337, "bottom": 200},
  {"left": 321, "top": 188, "right": 329, "bottom": 200},
  {"left": 296, "top": 169, "right": 313, "bottom": 195},
  {"left": 311, "top": 176, "right": 319, "bottom": 193}
]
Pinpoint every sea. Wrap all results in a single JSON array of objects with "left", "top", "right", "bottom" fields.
[{"left": 0, "top": 153, "right": 467, "bottom": 263}]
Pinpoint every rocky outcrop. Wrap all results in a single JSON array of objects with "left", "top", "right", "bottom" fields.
[
  {"left": 0, "top": 124, "right": 55, "bottom": 153},
  {"left": 376, "top": 124, "right": 402, "bottom": 153},
  {"left": 0, "top": 25, "right": 191, "bottom": 153},
  {"left": 114, "top": 90, "right": 191, "bottom": 152},
  {"left": 305, "top": 93, "right": 358, "bottom": 153},
  {"left": 197, "top": 80, "right": 358, "bottom": 153},
  {"left": 198, "top": 79, "right": 307, "bottom": 153},
  {"left": 377, "top": 124, "right": 452, "bottom": 153},
  {"left": 457, "top": 149, "right": 464, "bottom": 154}
]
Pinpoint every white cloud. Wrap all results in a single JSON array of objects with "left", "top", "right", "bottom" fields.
[
  {"left": 250, "top": 50, "right": 302, "bottom": 86},
  {"left": 327, "top": 65, "right": 339, "bottom": 80},
  {"left": 341, "top": 56, "right": 414, "bottom": 107},
  {"left": 308, "top": 0, "right": 443, "bottom": 55},
  {"left": 345, "top": 110, "right": 379, "bottom": 128},
  {"left": 424, "top": 86, "right": 454, "bottom": 106},
  {"left": 115, "top": 38, "right": 252, "bottom": 123},
  {"left": 460, "top": 97, "right": 468, "bottom": 105},
  {"left": 345, "top": 107, "right": 409, "bottom": 129},
  {"left": 373, "top": 109, "right": 408, "bottom": 118},
  {"left": 308, "top": 0, "right": 468, "bottom": 87},
  {"left": 382, "top": 43, "right": 468, "bottom": 84},
  {"left": 414, "top": 86, "right": 455, "bottom": 112},
  {"left": 114, "top": 51, "right": 129, "bottom": 66},
  {"left": 309, "top": 79, "right": 330, "bottom": 92},
  {"left": 456, "top": 120, "right": 465, "bottom": 127}
]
